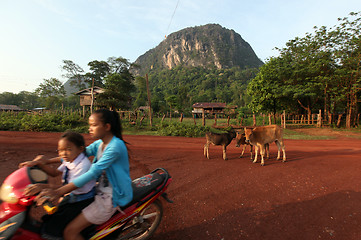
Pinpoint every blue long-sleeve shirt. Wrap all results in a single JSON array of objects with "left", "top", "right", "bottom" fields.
[{"left": 72, "top": 136, "right": 133, "bottom": 207}]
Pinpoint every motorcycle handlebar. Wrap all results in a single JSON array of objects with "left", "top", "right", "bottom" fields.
[{"left": 43, "top": 200, "right": 58, "bottom": 215}]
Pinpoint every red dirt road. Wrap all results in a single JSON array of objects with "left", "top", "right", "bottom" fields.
[{"left": 1, "top": 131, "right": 361, "bottom": 240}]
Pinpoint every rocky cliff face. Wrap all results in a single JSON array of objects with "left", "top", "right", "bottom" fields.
[{"left": 134, "top": 24, "right": 263, "bottom": 75}]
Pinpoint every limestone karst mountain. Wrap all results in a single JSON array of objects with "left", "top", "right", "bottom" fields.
[{"left": 133, "top": 24, "right": 263, "bottom": 75}]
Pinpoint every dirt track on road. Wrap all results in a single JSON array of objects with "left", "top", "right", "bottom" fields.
[{"left": 1, "top": 131, "right": 361, "bottom": 239}]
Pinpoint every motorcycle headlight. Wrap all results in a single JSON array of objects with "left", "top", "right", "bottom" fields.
[{"left": 0, "top": 184, "right": 18, "bottom": 204}]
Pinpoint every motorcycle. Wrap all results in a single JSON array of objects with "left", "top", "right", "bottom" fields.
[{"left": 0, "top": 166, "right": 173, "bottom": 240}]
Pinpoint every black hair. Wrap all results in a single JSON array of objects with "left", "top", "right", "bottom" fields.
[
  {"left": 60, "top": 130, "right": 86, "bottom": 149},
  {"left": 93, "top": 109, "right": 123, "bottom": 140}
]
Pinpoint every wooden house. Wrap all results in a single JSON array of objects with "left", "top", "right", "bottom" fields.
[
  {"left": 192, "top": 102, "right": 237, "bottom": 115},
  {"left": 74, "top": 86, "right": 104, "bottom": 115},
  {"left": 192, "top": 102, "right": 238, "bottom": 126},
  {"left": 0, "top": 104, "right": 22, "bottom": 111},
  {"left": 74, "top": 86, "right": 104, "bottom": 106}
]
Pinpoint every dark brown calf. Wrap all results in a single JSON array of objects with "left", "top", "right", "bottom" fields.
[{"left": 204, "top": 129, "right": 236, "bottom": 160}]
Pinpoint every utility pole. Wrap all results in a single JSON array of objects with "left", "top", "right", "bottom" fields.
[
  {"left": 145, "top": 74, "right": 153, "bottom": 126},
  {"left": 90, "top": 78, "right": 95, "bottom": 114}
]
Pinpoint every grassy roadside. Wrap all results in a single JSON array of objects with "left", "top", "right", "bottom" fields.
[
  {"left": 124, "top": 128, "right": 338, "bottom": 140},
  {"left": 123, "top": 117, "right": 361, "bottom": 140},
  {"left": 283, "top": 128, "right": 336, "bottom": 140},
  {"left": 2, "top": 112, "right": 360, "bottom": 140},
  {"left": 123, "top": 125, "right": 345, "bottom": 140}
]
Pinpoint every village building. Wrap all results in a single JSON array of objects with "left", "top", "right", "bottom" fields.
[
  {"left": 0, "top": 104, "right": 22, "bottom": 111},
  {"left": 192, "top": 102, "right": 237, "bottom": 126},
  {"left": 192, "top": 102, "right": 237, "bottom": 116},
  {"left": 74, "top": 86, "right": 104, "bottom": 115}
]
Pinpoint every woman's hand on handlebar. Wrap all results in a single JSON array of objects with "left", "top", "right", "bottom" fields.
[
  {"left": 35, "top": 188, "right": 61, "bottom": 206},
  {"left": 18, "top": 155, "right": 45, "bottom": 168}
]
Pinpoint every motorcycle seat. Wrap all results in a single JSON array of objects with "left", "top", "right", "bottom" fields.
[{"left": 122, "top": 173, "right": 165, "bottom": 209}]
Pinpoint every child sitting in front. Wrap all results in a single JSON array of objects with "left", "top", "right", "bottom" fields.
[{"left": 20, "top": 130, "right": 96, "bottom": 239}]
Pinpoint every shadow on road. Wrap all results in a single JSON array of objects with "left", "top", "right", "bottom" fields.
[{"left": 153, "top": 190, "right": 361, "bottom": 240}]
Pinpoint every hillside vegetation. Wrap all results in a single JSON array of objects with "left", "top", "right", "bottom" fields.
[{"left": 141, "top": 66, "right": 259, "bottom": 113}]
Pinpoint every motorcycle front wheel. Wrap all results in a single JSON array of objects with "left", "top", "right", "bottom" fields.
[{"left": 114, "top": 199, "right": 163, "bottom": 240}]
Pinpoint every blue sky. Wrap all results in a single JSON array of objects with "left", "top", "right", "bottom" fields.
[{"left": 1, "top": 0, "right": 360, "bottom": 93}]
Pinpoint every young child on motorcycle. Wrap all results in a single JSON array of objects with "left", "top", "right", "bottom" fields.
[
  {"left": 36, "top": 109, "right": 133, "bottom": 240},
  {"left": 20, "top": 130, "right": 96, "bottom": 239}
]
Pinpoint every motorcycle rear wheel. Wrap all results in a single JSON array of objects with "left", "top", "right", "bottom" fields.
[{"left": 115, "top": 199, "right": 163, "bottom": 240}]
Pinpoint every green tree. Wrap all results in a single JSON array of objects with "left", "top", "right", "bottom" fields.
[
  {"left": 277, "top": 34, "right": 326, "bottom": 117},
  {"left": 97, "top": 72, "right": 135, "bottom": 110},
  {"left": 247, "top": 57, "right": 288, "bottom": 115},
  {"left": 165, "top": 95, "right": 178, "bottom": 113},
  {"left": 176, "top": 86, "right": 189, "bottom": 112},
  {"left": 85, "top": 60, "right": 110, "bottom": 87},
  {"left": 107, "top": 56, "right": 133, "bottom": 74},
  {"left": 133, "top": 76, "right": 148, "bottom": 108},
  {"left": 247, "top": 11, "right": 361, "bottom": 127},
  {"left": 0, "top": 91, "right": 41, "bottom": 109},
  {"left": 61, "top": 60, "right": 85, "bottom": 90},
  {"left": 0, "top": 92, "right": 20, "bottom": 105},
  {"left": 331, "top": 12, "right": 361, "bottom": 127},
  {"left": 35, "top": 78, "right": 66, "bottom": 109},
  {"left": 17, "top": 91, "right": 41, "bottom": 109},
  {"left": 36, "top": 78, "right": 66, "bottom": 97},
  {"left": 62, "top": 95, "right": 81, "bottom": 110}
]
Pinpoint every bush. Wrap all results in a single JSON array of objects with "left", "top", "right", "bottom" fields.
[
  {"left": 156, "top": 122, "right": 210, "bottom": 137},
  {"left": 0, "top": 111, "right": 88, "bottom": 132},
  {"left": 0, "top": 112, "right": 229, "bottom": 138}
]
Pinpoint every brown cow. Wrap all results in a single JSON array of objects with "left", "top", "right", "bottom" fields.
[
  {"left": 204, "top": 129, "right": 236, "bottom": 160},
  {"left": 235, "top": 132, "right": 269, "bottom": 160},
  {"left": 244, "top": 125, "right": 286, "bottom": 166}
]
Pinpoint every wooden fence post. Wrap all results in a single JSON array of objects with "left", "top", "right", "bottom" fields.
[
  {"left": 253, "top": 114, "right": 256, "bottom": 126},
  {"left": 202, "top": 109, "right": 205, "bottom": 126},
  {"left": 317, "top": 109, "right": 322, "bottom": 127},
  {"left": 268, "top": 114, "right": 272, "bottom": 125},
  {"left": 180, "top": 113, "right": 184, "bottom": 122},
  {"left": 192, "top": 114, "right": 197, "bottom": 125},
  {"left": 283, "top": 110, "right": 286, "bottom": 128},
  {"left": 214, "top": 114, "right": 217, "bottom": 125},
  {"left": 346, "top": 108, "right": 352, "bottom": 128}
]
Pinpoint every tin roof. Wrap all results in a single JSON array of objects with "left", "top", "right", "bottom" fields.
[
  {"left": 192, "top": 102, "right": 227, "bottom": 108},
  {"left": 74, "top": 86, "right": 104, "bottom": 95},
  {"left": 0, "top": 104, "right": 22, "bottom": 111}
]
